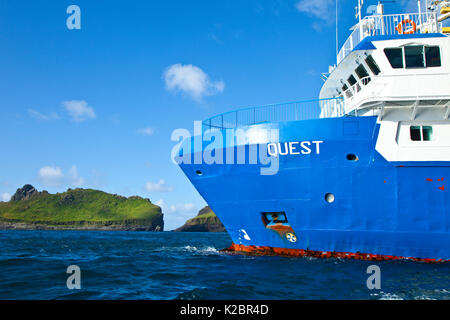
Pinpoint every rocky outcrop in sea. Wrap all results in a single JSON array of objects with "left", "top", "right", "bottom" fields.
[{"left": 175, "top": 206, "right": 225, "bottom": 232}]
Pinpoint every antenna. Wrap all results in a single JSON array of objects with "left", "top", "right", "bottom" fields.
[
  {"left": 336, "top": 0, "right": 339, "bottom": 57},
  {"left": 418, "top": 0, "right": 422, "bottom": 26},
  {"left": 358, "top": 0, "right": 363, "bottom": 39}
]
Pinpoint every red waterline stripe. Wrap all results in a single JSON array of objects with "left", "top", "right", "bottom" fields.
[{"left": 221, "top": 243, "right": 449, "bottom": 263}]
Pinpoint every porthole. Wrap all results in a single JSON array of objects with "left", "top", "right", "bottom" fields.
[
  {"left": 325, "top": 193, "right": 335, "bottom": 203},
  {"left": 346, "top": 153, "right": 359, "bottom": 161},
  {"left": 195, "top": 170, "right": 203, "bottom": 176}
]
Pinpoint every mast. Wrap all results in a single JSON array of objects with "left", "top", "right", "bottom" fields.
[
  {"left": 358, "top": 0, "right": 363, "bottom": 39},
  {"left": 418, "top": 0, "right": 423, "bottom": 27},
  {"left": 336, "top": 0, "right": 339, "bottom": 58}
]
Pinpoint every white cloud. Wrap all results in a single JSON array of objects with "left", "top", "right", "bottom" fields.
[
  {"left": 38, "top": 166, "right": 64, "bottom": 187},
  {"left": 68, "top": 165, "right": 85, "bottom": 187},
  {"left": 155, "top": 199, "right": 195, "bottom": 214},
  {"left": 179, "top": 203, "right": 195, "bottom": 212},
  {"left": 0, "top": 193, "right": 11, "bottom": 202},
  {"left": 62, "top": 100, "right": 96, "bottom": 122},
  {"left": 28, "top": 109, "right": 60, "bottom": 121},
  {"left": 295, "top": 0, "right": 334, "bottom": 22},
  {"left": 38, "top": 165, "right": 85, "bottom": 188},
  {"left": 138, "top": 127, "right": 155, "bottom": 136},
  {"left": 145, "top": 180, "right": 174, "bottom": 193},
  {"left": 163, "top": 64, "right": 225, "bottom": 101},
  {"left": 155, "top": 199, "right": 199, "bottom": 230}
]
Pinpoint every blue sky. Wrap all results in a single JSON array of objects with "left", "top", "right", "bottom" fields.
[{"left": 0, "top": 0, "right": 418, "bottom": 229}]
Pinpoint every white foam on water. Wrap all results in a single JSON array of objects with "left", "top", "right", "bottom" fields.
[
  {"left": 371, "top": 291, "right": 404, "bottom": 300},
  {"left": 182, "top": 245, "right": 220, "bottom": 255},
  {"left": 414, "top": 295, "right": 435, "bottom": 300},
  {"left": 434, "top": 289, "right": 449, "bottom": 294}
]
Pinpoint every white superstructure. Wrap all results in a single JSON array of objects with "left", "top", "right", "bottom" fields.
[{"left": 320, "top": 1, "right": 450, "bottom": 161}]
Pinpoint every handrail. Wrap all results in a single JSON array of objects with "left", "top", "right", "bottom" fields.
[
  {"left": 340, "top": 75, "right": 373, "bottom": 100},
  {"left": 202, "top": 98, "right": 345, "bottom": 130},
  {"left": 337, "top": 72, "right": 450, "bottom": 115},
  {"left": 340, "top": 72, "right": 450, "bottom": 101},
  {"left": 337, "top": 12, "right": 440, "bottom": 65}
]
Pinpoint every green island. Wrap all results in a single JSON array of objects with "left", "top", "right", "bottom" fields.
[
  {"left": 0, "top": 185, "right": 164, "bottom": 231},
  {"left": 175, "top": 206, "right": 225, "bottom": 232}
]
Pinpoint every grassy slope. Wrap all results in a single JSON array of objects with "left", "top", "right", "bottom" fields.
[
  {"left": 183, "top": 206, "right": 215, "bottom": 223},
  {"left": 0, "top": 188, "right": 162, "bottom": 223},
  {"left": 175, "top": 206, "right": 225, "bottom": 232}
]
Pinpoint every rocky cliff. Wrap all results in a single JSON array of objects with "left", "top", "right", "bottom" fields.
[
  {"left": 0, "top": 185, "right": 164, "bottom": 231},
  {"left": 174, "top": 206, "right": 225, "bottom": 232}
]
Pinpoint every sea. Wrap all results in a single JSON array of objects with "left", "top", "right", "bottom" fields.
[{"left": 0, "top": 230, "right": 448, "bottom": 300}]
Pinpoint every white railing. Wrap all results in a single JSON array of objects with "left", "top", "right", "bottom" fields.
[
  {"left": 337, "top": 26, "right": 362, "bottom": 65},
  {"left": 340, "top": 76, "right": 373, "bottom": 100},
  {"left": 319, "top": 97, "right": 345, "bottom": 118},
  {"left": 337, "top": 12, "right": 440, "bottom": 64},
  {"left": 202, "top": 98, "right": 345, "bottom": 130},
  {"left": 338, "top": 73, "right": 450, "bottom": 115}
]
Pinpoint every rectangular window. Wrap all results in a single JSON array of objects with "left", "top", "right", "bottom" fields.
[
  {"left": 347, "top": 75, "right": 361, "bottom": 92},
  {"left": 425, "top": 46, "right": 441, "bottom": 67},
  {"left": 404, "top": 46, "right": 425, "bottom": 68},
  {"left": 422, "top": 126, "right": 434, "bottom": 141},
  {"left": 262, "top": 212, "right": 288, "bottom": 226},
  {"left": 365, "top": 55, "right": 381, "bottom": 75},
  {"left": 342, "top": 83, "right": 352, "bottom": 98},
  {"left": 384, "top": 48, "right": 404, "bottom": 68},
  {"left": 410, "top": 125, "right": 434, "bottom": 141},
  {"left": 347, "top": 75, "right": 357, "bottom": 86},
  {"left": 342, "top": 83, "right": 348, "bottom": 92},
  {"left": 355, "top": 64, "right": 371, "bottom": 84},
  {"left": 410, "top": 126, "right": 422, "bottom": 141}
]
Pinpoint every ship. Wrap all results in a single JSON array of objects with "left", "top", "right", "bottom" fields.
[{"left": 176, "top": 1, "right": 450, "bottom": 262}]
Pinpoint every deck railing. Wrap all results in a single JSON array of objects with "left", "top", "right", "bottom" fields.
[
  {"left": 202, "top": 98, "right": 344, "bottom": 130},
  {"left": 337, "top": 12, "right": 439, "bottom": 64},
  {"left": 340, "top": 76, "right": 373, "bottom": 100}
]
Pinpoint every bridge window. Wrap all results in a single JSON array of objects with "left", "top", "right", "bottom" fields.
[
  {"left": 384, "top": 48, "right": 404, "bottom": 68},
  {"left": 347, "top": 75, "right": 360, "bottom": 92},
  {"left": 347, "top": 75, "right": 357, "bottom": 86},
  {"left": 410, "top": 125, "right": 434, "bottom": 141},
  {"left": 425, "top": 46, "right": 441, "bottom": 67},
  {"left": 410, "top": 126, "right": 421, "bottom": 141},
  {"left": 355, "top": 64, "right": 371, "bottom": 85},
  {"left": 405, "top": 46, "right": 425, "bottom": 68},
  {"left": 385, "top": 46, "right": 441, "bottom": 69},
  {"left": 342, "top": 83, "right": 352, "bottom": 98},
  {"left": 365, "top": 55, "right": 381, "bottom": 75}
]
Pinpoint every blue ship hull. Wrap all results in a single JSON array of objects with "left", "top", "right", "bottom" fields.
[{"left": 179, "top": 116, "right": 449, "bottom": 261}]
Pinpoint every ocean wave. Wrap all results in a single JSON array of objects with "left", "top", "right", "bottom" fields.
[
  {"left": 152, "top": 245, "right": 221, "bottom": 255},
  {"left": 181, "top": 245, "right": 220, "bottom": 255},
  {"left": 1, "top": 230, "right": 448, "bottom": 300},
  {"left": 371, "top": 291, "right": 404, "bottom": 300},
  {"left": 414, "top": 295, "right": 435, "bottom": 300},
  {"left": 434, "top": 289, "right": 449, "bottom": 294}
]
